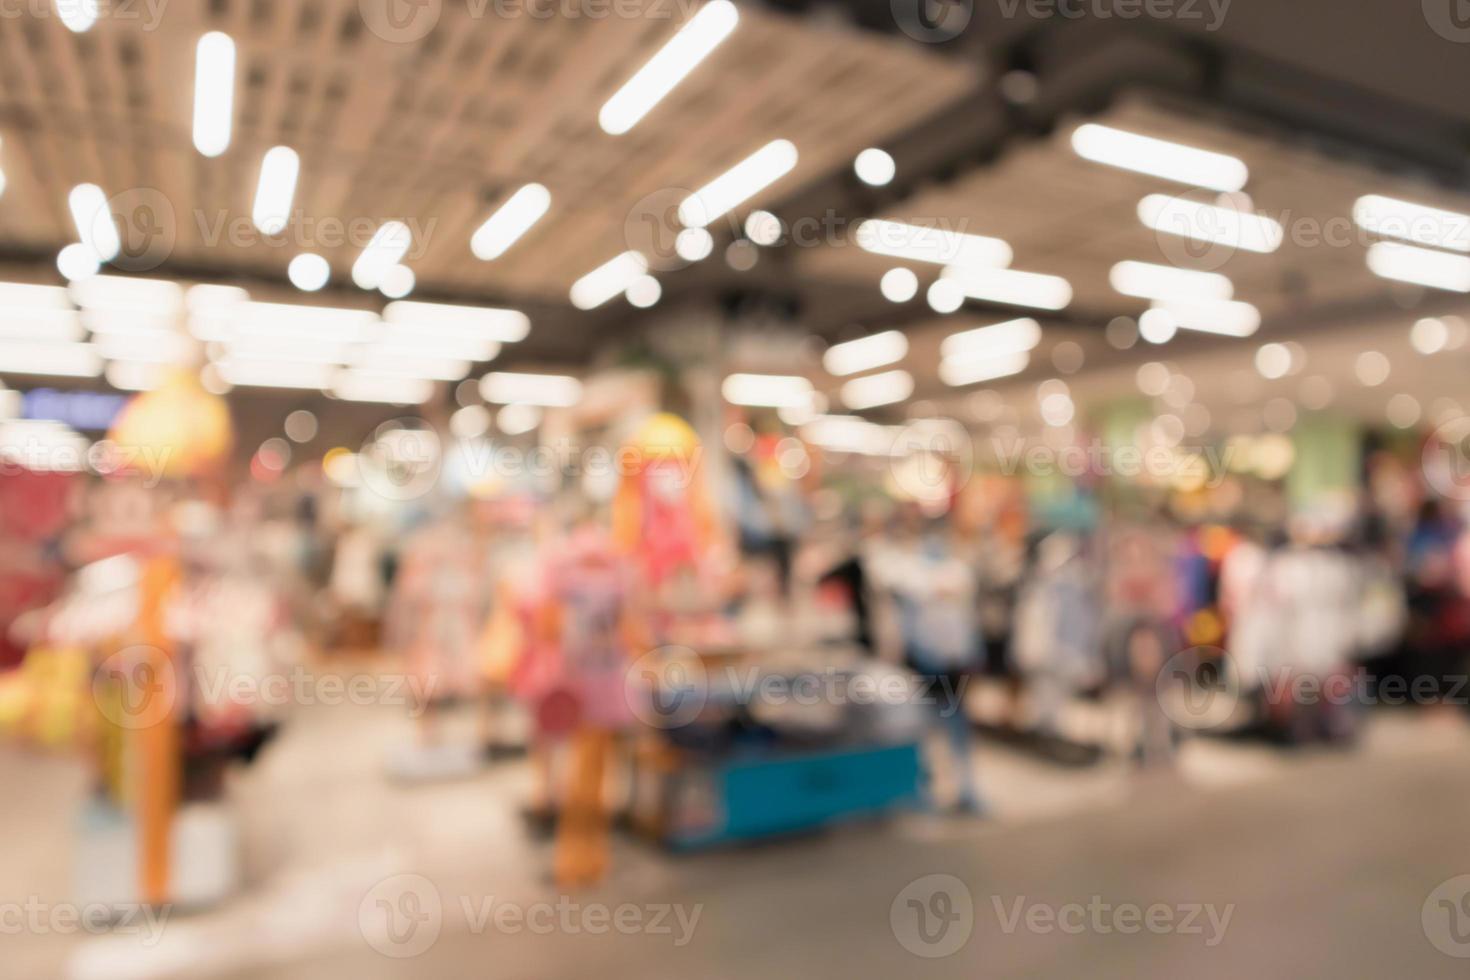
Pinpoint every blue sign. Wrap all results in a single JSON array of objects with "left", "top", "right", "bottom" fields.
[{"left": 21, "top": 389, "right": 130, "bottom": 431}]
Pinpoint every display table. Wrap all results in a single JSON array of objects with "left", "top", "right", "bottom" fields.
[{"left": 630, "top": 659, "right": 929, "bottom": 850}]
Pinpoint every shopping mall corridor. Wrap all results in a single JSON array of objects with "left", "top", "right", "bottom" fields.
[{"left": 8, "top": 695, "right": 1470, "bottom": 980}]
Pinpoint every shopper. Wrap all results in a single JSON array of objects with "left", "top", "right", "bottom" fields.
[{"left": 884, "top": 518, "right": 986, "bottom": 815}]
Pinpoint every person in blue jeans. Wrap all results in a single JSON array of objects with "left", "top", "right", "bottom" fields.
[{"left": 889, "top": 531, "right": 987, "bottom": 815}]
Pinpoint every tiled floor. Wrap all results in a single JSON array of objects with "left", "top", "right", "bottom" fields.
[{"left": 6, "top": 696, "right": 1470, "bottom": 979}]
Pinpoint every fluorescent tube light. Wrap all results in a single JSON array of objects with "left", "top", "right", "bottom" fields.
[
  {"left": 720, "top": 373, "right": 812, "bottom": 408},
  {"left": 1354, "top": 194, "right": 1470, "bottom": 252},
  {"left": 1152, "top": 299, "right": 1261, "bottom": 337},
  {"left": 186, "top": 284, "right": 249, "bottom": 314},
  {"left": 570, "top": 252, "right": 648, "bottom": 310},
  {"left": 939, "top": 351, "right": 1030, "bottom": 387},
  {"left": 940, "top": 318, "right": 1041, "bottom": 360},
  {"left": 800, "top": 415, "right": 896, "bottom": 456},
  {"left": 192, "top": 32, "right": 236, "bottom": 158},
  {"left": 823, "top": 330, "right": 908, "bottom": 376},
  {"left": 480, "top": 371, "right": 583, "bottom": 407},
  {"left": 215, "top": 359, "right": 336, "bottom": 389},
  {"left": 68, "top": 184, "right": 121, "bottom": 262},
  {"left": 1110, "top": 260, "right": 1233, "bottom": 303},
  {"left": 840, "top": 369, "right": 912, "bottom": 410},
  {"left": 383, "top": 301, "right": 530, "bottom": 342},
  {"left": 1071, "top": 123, "right": 1248, "bottom": 192},
  {"left": 471, "top": 183, "right": 552, "bottom": 260},
  {"left": 1367, "top": 242, "right": 1470, "bottom": 292},
  {"left": 332, "top": 372, "right": 434, "bottom": 405},
  {"left": 0, "top": 310, "right": 83, "bottom": 342},
  {"left": 252, "top": 146, "right": 300, "bottom": 236},
  {"left": 678, "top": 140, "right": 798, "bottom": 228},
  {"left": 71, "top": 275, "right": 182, "bottom": 313},
  {"left": 352, "top": 221, "right": 412, "bottom": 290},
  {"left": 941, "top": 266, "right": 1073, "bottom": 310},
  {"left": 55, "top": 0, "right": 97, "bottom": 32},
  {"left": 598, "top": 0, "right": 739, "bottom": 135},
  {"left": 349, "top": 351, "right": 471, "bottom": 382},
  {"left": 0, "top": 341, "right": 102, "bottom": 378},
  {"left": 105, "top": 361, "right": 165, "bottom": 391},
  {"left": 855, "top": 219, "right": 1012, "bottom": 269},
  {"left": 1138, "top": 195, "right": 1283, "bottom": 253},
  {"left": 0, "top": 283, "right": 71, "bottom": 310}
]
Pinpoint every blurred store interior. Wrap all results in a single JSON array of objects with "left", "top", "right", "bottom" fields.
[{"left": 5, "top": 0, "right": 1470, "bottom": 976}]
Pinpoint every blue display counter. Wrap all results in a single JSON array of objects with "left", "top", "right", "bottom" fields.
[{"left": 661, "top": 741, "right": 924, "bottom": 850}]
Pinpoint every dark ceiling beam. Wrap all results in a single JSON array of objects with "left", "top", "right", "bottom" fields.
[{"left": 653, "top": 10, "right": 1470, "bottom": 353}]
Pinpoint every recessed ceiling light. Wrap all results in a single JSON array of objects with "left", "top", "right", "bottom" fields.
[
  {"left": 880, "top": 267, "right": 918, "bottom": 303},
  {"left": 627, "top": 275, "right": 662, "bottom": 308},
  {"left": 288, "top": 254, "right": 330, "bottom": 292},
  {"left": 926, "top": 278, "right": 965, "bottom": 314},
  {"left": 854, "top": 148, "right": 895, "bottom": 187},
  {"left": 1138, "top": 308, "right": 1178, "bottom": 344},
  {"left": 675, "top": 227, "right": 714, "bottom": 262},
  {"left": 744, "top": 210, "right": 782, "bottom": 246},
  {"left": 378, "top": 265, "right": 415, "bottom": 300},
  {"left": 57, "top": 244, "right": 99, "bottom": 282}
]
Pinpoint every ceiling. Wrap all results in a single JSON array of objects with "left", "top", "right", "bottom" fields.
[
  {"left": 2, "top": 0, "right": 1469, "bottom": 428},
  {"left": 0, "top": 0, "right": 972, "bottom": 307}
]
